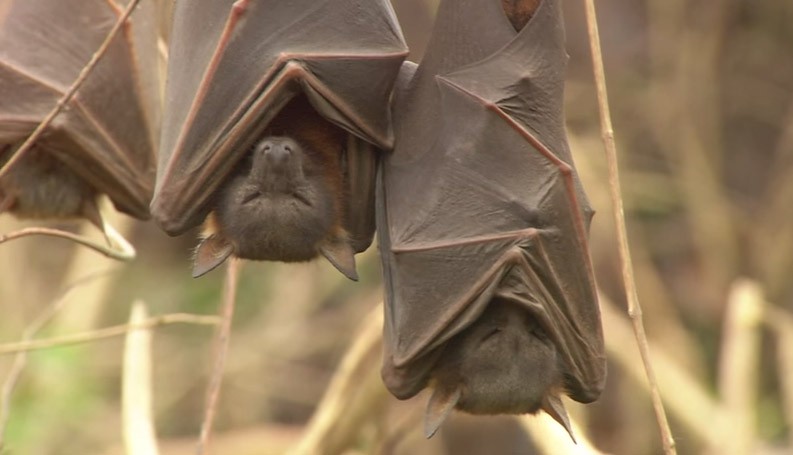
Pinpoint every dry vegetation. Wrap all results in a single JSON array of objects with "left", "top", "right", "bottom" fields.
[{"left": 1, "top": 0, "right": 792, "bottom": 454}]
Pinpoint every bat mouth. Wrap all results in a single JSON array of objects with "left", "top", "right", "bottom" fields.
[{"left": 240, "top": 188, "right": 313, "bottom": 208}]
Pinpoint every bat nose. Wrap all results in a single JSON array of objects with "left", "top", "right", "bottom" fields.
[{"left": 265, "top": 143, "right": 292, "bottom": 166}]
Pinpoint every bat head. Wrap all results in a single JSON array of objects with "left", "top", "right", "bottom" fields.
[
  {"left": 0, "top": 144, "right": 102, "bottom": 228},
  {"left": 192, "top": 134, "right": 357, "bottom": 280},
  {"left": 250, "top": 137, "right": 307, "bottom": 193},
  {"left": 423, "top": 298, "right": 574, "bottom": 441}
]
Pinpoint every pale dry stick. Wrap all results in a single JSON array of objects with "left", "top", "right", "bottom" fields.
[
  {"left": 122, "top": 302, "right": 161, "bottom": 455},
  {"left": 55, "top": 200, "right": 137, "bottom": 332},
  {"left": 582, "top": 1, "right": 676, "bottom": 453},
  {"left": 599, "top": 293, "right": 724, "bottom": 448},
  {"left": 196, "top": 259, "right": 241, "bottom": 455},
  {"left": 519, "top": 412, "right": 607, "bottom": 455},
  {"left": 0, "top": 270, "right": 112, "bottom": 445},
  {"left": 0, "top": 314, "right": 220, "bottom": 355},
  {"left": 0, "top": 221, "right": 135, "bottom": 261},
  {"left": 288, "top": 305, "right": 386, "bottom": 455},
  {"left": 715, "top": 280, "right": 763, "bottom": 455},
  {"left": 0, "top": 0, "right": 142, "bottom": 180},
  {"left": 763, "top": 305, "right": 793, "bottom": 450}
]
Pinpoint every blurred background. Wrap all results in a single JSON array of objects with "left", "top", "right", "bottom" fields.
[{"left": 1, "top": 0, "right": 792, "bottom": 454}]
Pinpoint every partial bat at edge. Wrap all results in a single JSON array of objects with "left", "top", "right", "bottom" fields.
[
  {"left": 0, "top": 0, "right": 159, "bottom": 223},
  {"left": 377, "top": 0, "right": 605, "bottom": 437},
  {"left": 150, "top": 0, "right": 408, "bottom": 278}
]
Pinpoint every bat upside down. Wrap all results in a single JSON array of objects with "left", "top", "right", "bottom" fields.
[
  {"left": 424, "top": 298, "right": 573, "bottom": 439},
  {"left": 194, "top": 96, "right": 357, "bottom": 279},
  {"left": 377, "top": 0, "right": 605, "bottom": 439}
]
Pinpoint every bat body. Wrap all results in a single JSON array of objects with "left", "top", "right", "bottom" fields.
[
  {"left": 377, "top": 0, "right": 605, "bottom": 437},
  {"left": 0, "top": 0, "right": 160, "bottom": 222},
  {"left": 151, "top": 0, "right": 407, "bottom": 278}
]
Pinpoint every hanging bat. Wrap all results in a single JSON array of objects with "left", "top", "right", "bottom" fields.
[
  {"left": 0, "top": 0, "right": 159, "bottom": 225},
  {"left": 377, "top": 0, "right": 606, "bottom": 439},
  {"left": 150, "top": 0, "right": 408, "bottom": 279}
]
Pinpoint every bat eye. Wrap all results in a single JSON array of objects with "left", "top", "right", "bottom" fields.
[
  {"left": 263, "top": 145, "right": 271, "bottom": 152},
  {"left": 481, "top": 327, "right": 501, "bottom": 343},
  {"left": 530, "top": 326, "right": 550, "bottom": 343}
]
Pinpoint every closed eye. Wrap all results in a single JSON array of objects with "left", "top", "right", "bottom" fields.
[
  {"left": 480, "top": 327, "right": 501, "bottom": 343},
  {"left": 242, "top": 190, "right": 260, "bottom": 204},
  {"left": 530, "top": 326, "right": 550, "bottom": 343}
]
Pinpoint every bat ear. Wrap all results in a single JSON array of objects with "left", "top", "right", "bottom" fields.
[
  {"left": 424, "top": 386, "right": 461, "bottom": 439},
  {"left": 541, "top": 393, "right": 576, "bottom": 443},
  {"left": 193, "top": 234, "right": 234, "bottom": 278},
  {"left": 318, "top": 236, "right": 358, "bottom": 281}
]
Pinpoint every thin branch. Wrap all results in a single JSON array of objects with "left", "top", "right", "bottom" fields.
[
  {"left": 0, "top": 270, "right": 112, "bottom": 445},
  {"left": 196, "top": 259, "right": 241, "bottom": 455},
  {"left": 0, "top": 314, "right": 220, "bottom": 356},
  {"left": 0, "top": 0, "right": 142, "bottom": 180},
  {"left": 716, "top": 279, "right": 763, "bottom": 455},
  {"left": 582, "top": 1, "right": 677, "bottom": 453},
  {"left": 599, "top": 292, "right": 722, "bottom": 448},
  {"left": 0, "top": 221, "right": 136, "bottom": 261}
]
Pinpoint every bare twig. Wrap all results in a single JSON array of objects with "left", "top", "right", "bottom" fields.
[
  {"left": 582, "top": 1, "right": 676, "bottom": 452},
  {"left": 0, "top": 314, "right": 220, "bottom": 355},
  {"left": 0, "top": 271, "right": 111, "bottom": 445},
  {"left": 0, "top": 221, "right": 136, "bottom": 261},
  {"left": 55, "top": 201, "right": 136, "bottom": 332},
  {"left": 197, "top": 259, "right": 241, "bottom": 455},
  {"left": 0, "top": 0, "right": 142, "bottom": 180},
  {"left": 288, "top": 304, "right": 386, "bottom": 455},
  {"left": 123, "top": 302, "right": 161, "bottom": 455},
  {"left": 599, "top": 292, "right": 723, "bottom": 448},
  {"left": 716, "top": 279, "right": 763, "bottom": 455}
]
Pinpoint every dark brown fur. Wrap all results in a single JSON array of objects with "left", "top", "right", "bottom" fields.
[
  {"left": 206, "top": 95, "right": 348, "bottom": 262},
  {"left": 430, "top": 298, "right": 563, "bottom": 415},
  {"left": 500, "top": 0, "right": 542, "bottom": 31},
  {"left": 0, "top": 144, "right": 99, "bottom": 221}
]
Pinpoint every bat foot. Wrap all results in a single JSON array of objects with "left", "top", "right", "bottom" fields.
[
  {"left": 193, "top": 234, "right": 234, "bottom": 278},
  {"left": 319, "top": 237, "right": 358, "bottom": 281},
  {"left": 541, "top": 393, "right": 576, "bottom": 443},
  {"left": 424, "top": 386, "right": 461, "bottom": 438}
]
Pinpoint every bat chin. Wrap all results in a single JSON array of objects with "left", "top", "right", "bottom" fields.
[
  {"left": 0, "top": 147, "right": 100, "bottom": 223},
  {"left": 420, "top": 299, "right": 575, "bottom": 439}
]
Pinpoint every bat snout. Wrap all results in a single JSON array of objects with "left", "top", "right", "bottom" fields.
[
  {"left": 257, "top": 138, "right": 299, "bottom": 163},
  {"left": 265, "top": 143, "right": 292, "bottom": 166}
]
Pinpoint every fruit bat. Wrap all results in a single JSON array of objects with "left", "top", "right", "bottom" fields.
[
  {"left": 376, "top": 0, "right": 606, "bottom": 439},
  {"left": 150, "top": 0, "right": 408, "bottom": 279},
  {"left": 0, "top": 0, "right": 159, "bottom": 225}
]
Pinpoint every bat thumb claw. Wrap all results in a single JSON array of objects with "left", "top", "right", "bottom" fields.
[
  {"left": 541, "top": 393, "right": 576, "bottom": 443},
  {"left": 424, "top": 386, "right": 461, "bottom": 439},
  {"left": 319, "top": 238, "right": 358, "bottom": 281},
  {"left": 193, "top": 234, "right": 234, "bottom": 278}
]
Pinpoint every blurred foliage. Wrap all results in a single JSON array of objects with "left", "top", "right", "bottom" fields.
[{"left": 1, "top": 0, "right": 792, "bottom": 454}]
